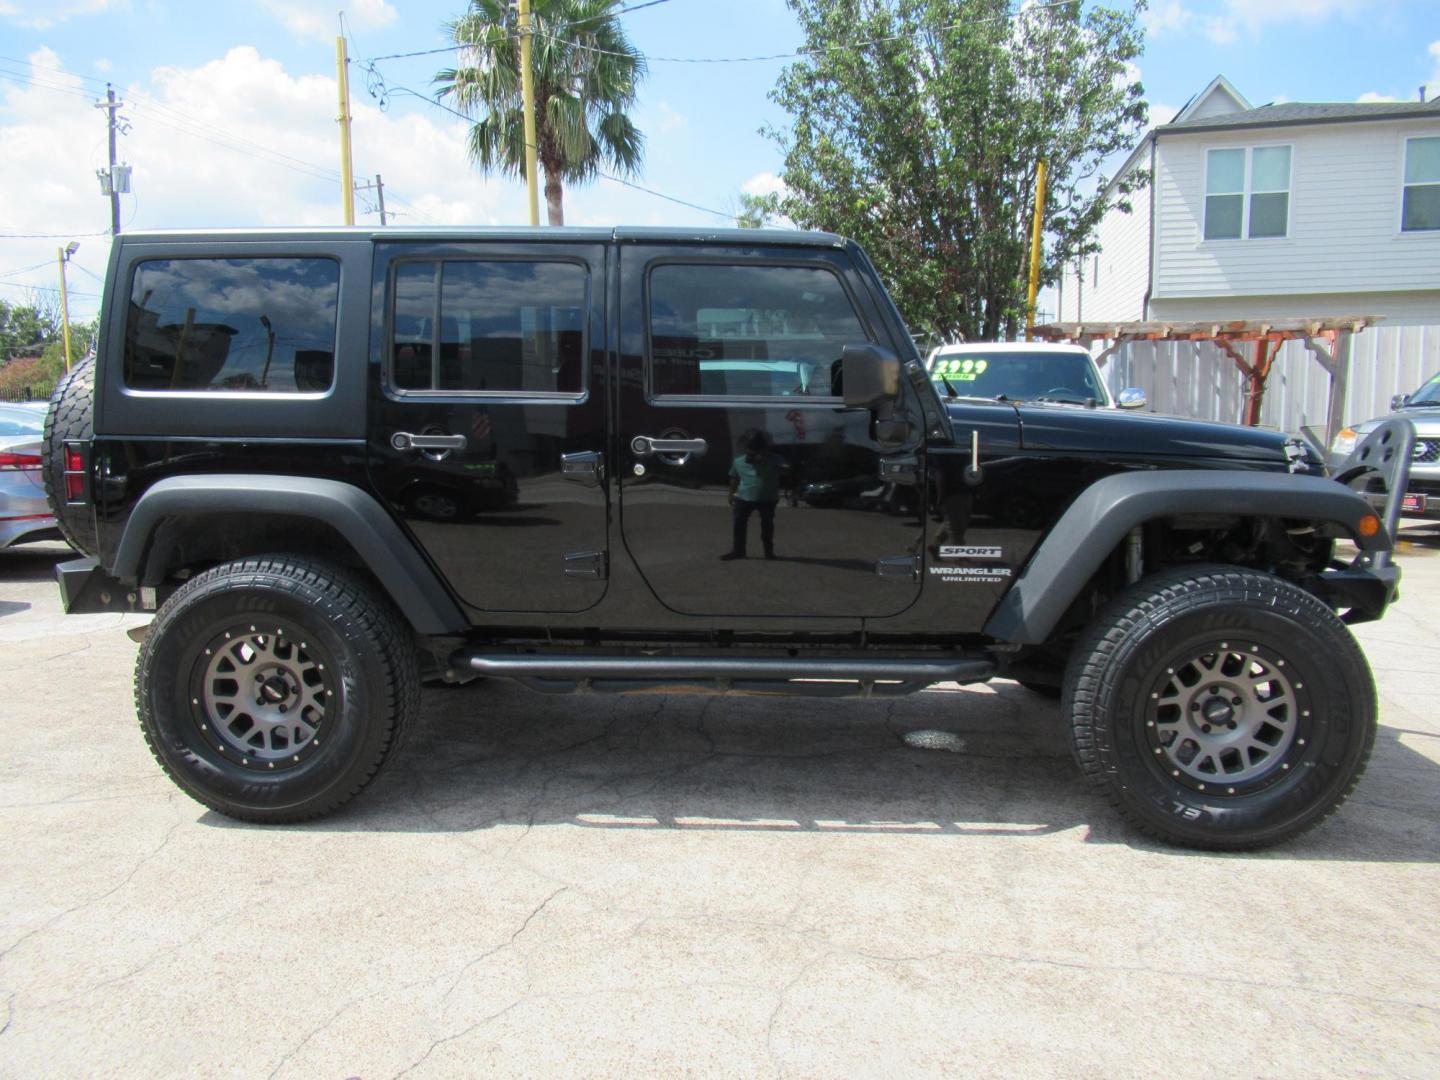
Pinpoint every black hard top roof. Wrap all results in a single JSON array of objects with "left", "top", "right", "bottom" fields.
[{"left": 119, "top": 225, "right": 848, "bottom": 248}]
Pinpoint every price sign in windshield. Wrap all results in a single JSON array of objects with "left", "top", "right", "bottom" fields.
[{"left": 932, "top": 357, "right": 989, "bottom": 382}]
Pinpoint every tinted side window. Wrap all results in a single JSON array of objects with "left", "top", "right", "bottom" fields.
[
  {"left": 125, "top": 258, "right": 339, "bottom": 392},
  {"left": 648, "top": 264, "right": 868, "bottom": 398},
  {"left": 390, "top": 260, "right": 586, "bottom": 394}
]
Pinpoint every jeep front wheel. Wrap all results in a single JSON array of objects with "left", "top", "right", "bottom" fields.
[
  {"left": 135, "top": 556, "right": 419, "bottom": 822},
  {"left": 1066, "top": 565, "right": 1376, "bottom": 850}
]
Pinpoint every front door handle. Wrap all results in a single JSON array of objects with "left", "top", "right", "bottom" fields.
[
  {"left": 391, "top": 431, "right": 468, "bottom": 452},
  {"left": 630, "top": 435, "right": 708, "bottom": 457}
]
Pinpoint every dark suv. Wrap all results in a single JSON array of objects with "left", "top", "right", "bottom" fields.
[{"left": 43, "top": 227, "right": 1410, "bottom": 850}]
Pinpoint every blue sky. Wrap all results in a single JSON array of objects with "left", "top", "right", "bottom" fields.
[{"left": 2, "top": 0, "right": 1438, "bottom": 320}]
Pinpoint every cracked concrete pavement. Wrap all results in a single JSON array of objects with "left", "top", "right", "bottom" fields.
[{"left": 1, "top": 531, "right": 1438, "bottom": 1078}]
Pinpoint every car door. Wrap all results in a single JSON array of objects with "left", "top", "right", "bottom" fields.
[
  {"left": 366, "top": 240, "right": 609, "bottom": 614},
  {"left": 616, "top": 242, "right": 925, "bottom": 619}
]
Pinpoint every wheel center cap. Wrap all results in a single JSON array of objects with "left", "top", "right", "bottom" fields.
[
  {"left": 1202, "top": 696, "right": 1235, "bottom": 726},
  {"left": 260, "top": 676, "right": 292, "bottom": 704}
]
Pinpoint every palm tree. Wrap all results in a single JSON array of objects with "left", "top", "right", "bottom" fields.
[{"left": 436, "top": 0, "right": 646, "bottom": 225}]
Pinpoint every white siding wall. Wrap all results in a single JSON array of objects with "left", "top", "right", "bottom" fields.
[
  {"left": 1152, "top": 119, "right": 1440, "bottom": 301},
  {"left": 1055, "top": 172, "right": 1151, "bottom": 322}
]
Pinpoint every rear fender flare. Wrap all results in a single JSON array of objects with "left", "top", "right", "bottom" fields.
[
  {"left": 983, "top": 470, "right": 1387, "bottom": 645},
  {"left": 113, "top": 474, "right": 466, "bottom": 635}
]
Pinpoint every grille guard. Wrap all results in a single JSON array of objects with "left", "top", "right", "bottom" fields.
[{"left": 1332, "top": 417, "right": 1416, "bottom": 571}]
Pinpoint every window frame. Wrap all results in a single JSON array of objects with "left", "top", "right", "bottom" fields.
[
  {"left": 642, "top": 256, "right": 877, "bottom": 405},
  {"left": 1399, "top": 134, "right": 1440, "bottom": 235},
  {"left": 1202, "top": 143, "right": 1293, "bottom": 243},
  {"left": 121, "top": 253, "right": 343, "bottom": 399},
  {"left": 384, "top": 254, "right": 592, "bottom": 401}
]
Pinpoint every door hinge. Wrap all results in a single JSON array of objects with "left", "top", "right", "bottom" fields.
[
  {"left": 876, "top": 555, "right": 919, "bottom": 582},
  {"left": 560, "top": 450, "right": 604, "bottom": 486},
  {"left": 878, "top": 455, "right": 919, "bottom": 485},
  {"left": 564, "top": 550, "right": 608, "bottom": 580}
]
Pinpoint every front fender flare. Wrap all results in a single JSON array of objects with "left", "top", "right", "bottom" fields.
[
  {"left": 113, "top": 474, "right": 467, "bottom": 635},
  {"left": 983, "top": 470, "right": 1387, "bottom": 645}
]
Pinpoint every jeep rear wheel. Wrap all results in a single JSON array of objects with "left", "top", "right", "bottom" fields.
[
  {"left": 1066, "top": 565, "right": 1375, "bottom": 850},
  {"left": 135, "top": 556, "right": 419, "bottom": 822},
  {"left": 41, "top": 356, "right": 98, "bottom": 555}
]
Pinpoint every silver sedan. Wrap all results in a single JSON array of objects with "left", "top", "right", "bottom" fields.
[{"left": 0, "top": 402, "right": 61, "bottom": 549}]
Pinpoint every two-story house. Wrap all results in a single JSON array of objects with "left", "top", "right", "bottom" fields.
[{"left": 1052, "top": 76, "right": 1440, "bottom": 436}]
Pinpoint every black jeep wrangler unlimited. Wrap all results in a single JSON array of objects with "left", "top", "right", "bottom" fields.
[{"left": 43, "top": 227, "right": 1412, "bottom": 850}]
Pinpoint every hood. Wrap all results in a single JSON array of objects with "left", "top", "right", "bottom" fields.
[{"left": 1005, "top": 403, "right": 1293, "bottom": 464}]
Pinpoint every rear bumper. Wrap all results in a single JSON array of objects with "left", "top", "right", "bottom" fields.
[{"left": 55, "top": 556, "right": 159, "bottom": 615}]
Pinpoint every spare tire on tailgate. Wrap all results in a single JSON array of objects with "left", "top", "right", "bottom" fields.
[{"left": 42, "top": 356, "right": 99, "bottom": 556}]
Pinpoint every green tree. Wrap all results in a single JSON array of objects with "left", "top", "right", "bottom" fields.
[
  {"left": 735, "top": 191, "right": 784, "bottom": 229},
  {"left": 436, "top": 0, "right": 646, "bottom": 225},
  {"left": 765, "top": 0, "right": 1147, "bottom": 341},
  {"left": 0, "top": 297, "right": 59, "bottom": 359}
]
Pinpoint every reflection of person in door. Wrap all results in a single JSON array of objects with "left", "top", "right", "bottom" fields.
[{"left": 722, "top": 431, "right": 783, "bottom": 560}]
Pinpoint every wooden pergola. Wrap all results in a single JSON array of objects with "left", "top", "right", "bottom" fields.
[{"left": 1031, "top": 317, "right": 1377, "bottom": 444}]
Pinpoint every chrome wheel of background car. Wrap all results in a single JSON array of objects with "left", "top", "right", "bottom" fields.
[
  {"left": 197, "top": 623, "right": 333, "bottom": 768},
  {"left": 1149, "top": 644, "right": 1300, "bottom": 789}
]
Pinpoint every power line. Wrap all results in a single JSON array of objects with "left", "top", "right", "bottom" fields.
[
  {"left": 364, "top": 71, "right": 729, "bottom": 219},
  {"left": 559, "top": 0, "right": 1073, "bottom": 63},
  {"left": 364, "top": 0, "right": 681, "bottom": 63}
]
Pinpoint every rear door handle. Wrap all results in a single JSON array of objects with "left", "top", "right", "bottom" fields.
[
  {"left": 391, "top": 431, "right": 468, "bottom": 452},
  {"left": 630, "top": 435, "right": 708, "bottom": 457}
]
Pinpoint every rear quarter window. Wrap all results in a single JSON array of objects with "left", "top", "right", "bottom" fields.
[{"left": 124, "top": 257, "right": 340, "bottom": 393}]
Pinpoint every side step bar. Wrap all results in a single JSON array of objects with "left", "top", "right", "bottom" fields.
[{"left": 455, "top": 651, "right": 997, "bottom": 697}]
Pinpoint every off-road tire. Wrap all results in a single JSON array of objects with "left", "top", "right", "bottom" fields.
[
  {"left": 1065, "top": 565, "right": 1375, "bottom": 850},
  {"left": 136, "top": 556, "right": 419, "bottom": 823},
  {"left": 41, "top": 356, "right": 98, "bottom": 555}
]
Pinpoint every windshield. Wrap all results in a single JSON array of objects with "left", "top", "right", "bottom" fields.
[
  {"left": 929, "top": 350, "right": 1108, "bottom": 404},
  {"left": 1406, "top": 372, "right": 1440, "bottom": 407}
]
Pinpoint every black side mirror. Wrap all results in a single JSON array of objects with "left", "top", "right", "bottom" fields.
[{"left": 841, "top": 343, "right": 901, "bottom": 413}]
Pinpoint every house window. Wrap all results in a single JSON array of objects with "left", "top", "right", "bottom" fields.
[
  {"left": 1204, "top": 145, "right": 1291, "bottom": 240},
  {"left": 1402, "top": 136, "right": 1440, "bottom": 232}
]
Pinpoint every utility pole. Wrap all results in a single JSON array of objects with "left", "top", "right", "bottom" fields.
[
  {"left": 95, "top": 84, "right": 124, "bottom": 235},
  {"left": 336, "top": 35, "right": 356, "bottom": 225},
  {"left": 355, "top": 174, "right": 391, "bottom": 225},
  {"left": 518, "top": 0, "right": 540, "bottom": 226},
  {"left": 57, "top": 247, "right": 74, "bottom": 373},
  {"left": 1024, "top": 159, "right": 1048, "bottom": 340}
]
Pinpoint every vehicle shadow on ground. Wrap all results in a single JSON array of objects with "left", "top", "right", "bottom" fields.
[
  {"left": 0, "top": 543, "right": 76, "bottom": 585},
  {"left": 205, "top": 679, "right": 1440, "bottom": 863}
]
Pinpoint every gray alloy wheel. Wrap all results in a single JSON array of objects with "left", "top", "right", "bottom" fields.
[
  {"left": 199, "top": 624, "right": 335, "bottom": 767},
  {"left": 1151, "top": 644, "right": 1298, "bottom": 788}
]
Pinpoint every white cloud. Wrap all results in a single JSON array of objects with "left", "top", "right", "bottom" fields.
[
  {"left": 1146, "top": 0, "right": 1370, "bottom": 45},
  {"left": 0, "top": 0, "right": 126, "bottom": 29},
  {"left": 0, "top": 46, "right": 742, "bottom": 318},
  {"left": 1150, "top": 102, "right": 1180, "bottom": 126},
  {"left": 257, "top": 0, "right": 397, "bottom": 44},
  {"left": 1143, "top": 1, "right": 1193, "bottom": 36},
  {"left": 1356, "top": 39, "right": 1440, "bottom": 104},
  {"left": 741, "top": 171, "right": 787, "bottom": 198}
]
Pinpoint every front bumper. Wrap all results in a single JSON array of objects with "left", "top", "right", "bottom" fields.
[{"left": 1309, "top": 561, "right": 1402, "bottom": 624}]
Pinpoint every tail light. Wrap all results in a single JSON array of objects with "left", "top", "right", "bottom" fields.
[
  {"left": 0, "top": 450, "right": 42, "bottom": 470},
  {"left": 65, "top": 447, "right": 85, "bottom": 500}
]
